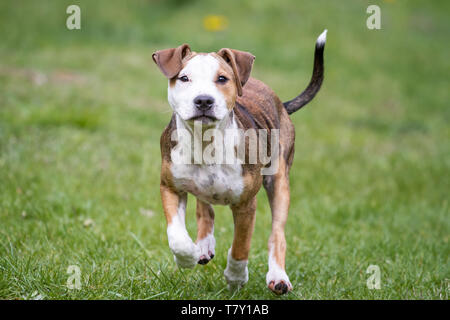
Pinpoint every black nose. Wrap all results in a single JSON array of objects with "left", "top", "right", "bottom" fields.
[{"left": 194, "top": 95, "right": 215, "bottom": 110}]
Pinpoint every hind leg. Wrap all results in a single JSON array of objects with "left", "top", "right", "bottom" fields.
[
  {"left": 263, "top": 155, "right": 293, "bottom": 295},
  {"left": 195, "top": 199, "right": 216, "bottom": 265}
]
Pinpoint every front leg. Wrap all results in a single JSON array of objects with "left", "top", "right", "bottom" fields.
[
  {"left": 161, "top": 183, "right": 200, "bottom": 268},
  {"left": 224, "top": 197, "right": 256, "bottom": 291}
]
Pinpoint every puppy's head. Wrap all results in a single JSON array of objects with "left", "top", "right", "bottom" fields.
[{"left": 152, "top": 44, "right": 255, "bottom": 125}]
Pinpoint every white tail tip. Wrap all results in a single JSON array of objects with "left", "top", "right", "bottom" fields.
[{"left": 316, "top": 29, "right": 328, "bottom": 47}]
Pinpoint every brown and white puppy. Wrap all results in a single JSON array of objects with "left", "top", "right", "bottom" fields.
[{"left": 152, "top": 30, "right": 327, "bottom": 295}]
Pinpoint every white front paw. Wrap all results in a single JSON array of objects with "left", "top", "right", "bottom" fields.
[
  {"left": 171, "top": 238, "right": 200, "bottom": 268},
  {"left": 167, "top": 222, "right": 200, "bottom": 269},
  {"left": 223, "top": 248, "right": 248, "bottom": 291}
]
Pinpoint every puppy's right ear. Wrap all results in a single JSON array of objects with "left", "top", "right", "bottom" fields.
[{"left": 152, "top": 44, "right": 191, "bottom": 78}]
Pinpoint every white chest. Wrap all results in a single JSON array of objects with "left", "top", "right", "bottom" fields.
[{"left": 171, "top": 163, "right": 244, "bottom": 205}]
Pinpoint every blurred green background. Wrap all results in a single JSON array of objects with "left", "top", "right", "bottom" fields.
[{"left": 0, "top": 0, "right": 448, "bottom": 299}]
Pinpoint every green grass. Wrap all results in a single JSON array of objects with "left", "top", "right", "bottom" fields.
[{"left": 0, "top": 0, "right": 449, "bottom": 299}]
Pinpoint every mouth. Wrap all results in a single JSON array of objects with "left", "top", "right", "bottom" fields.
[{"left": 187, "top": 114, "right": 218, "bottom": 124}]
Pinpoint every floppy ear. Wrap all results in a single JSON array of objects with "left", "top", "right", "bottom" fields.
[
  {"left": 217, "top": 48, "right": 255, "bottom": 96},
  {"left": 152, "top": 44, "right": 191, "bottom": 79}
]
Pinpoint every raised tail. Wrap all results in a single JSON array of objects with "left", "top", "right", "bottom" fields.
[{"left": 283, "top": 29, "right": 327, "bottom": 115}]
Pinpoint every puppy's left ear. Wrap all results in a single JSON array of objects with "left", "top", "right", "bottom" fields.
[
  {"left": 217, "top": 48, "right": 255, "bottom": 96},
  {"left": 152, "top": 44, "right": 191, "bottom": 78}
]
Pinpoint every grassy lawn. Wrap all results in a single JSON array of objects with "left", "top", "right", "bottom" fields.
[{"left": 0, "top": 0, "right": 448, "bottom": 299}]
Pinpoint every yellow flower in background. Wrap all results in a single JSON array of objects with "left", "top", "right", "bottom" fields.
[{"left": 203, "top": 15, "right": 228, "bottom": 32}]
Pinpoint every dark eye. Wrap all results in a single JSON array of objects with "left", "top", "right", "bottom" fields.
[
  {"left": 178, "top": 75, "right": 189, "bottom": 82},
  {"left": 217, "top": 75, "right": 228, "bottom": 83}
]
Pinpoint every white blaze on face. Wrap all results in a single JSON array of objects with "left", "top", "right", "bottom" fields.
[{"left": 168, "top": 54, "right": 229, "bottom": 121}]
